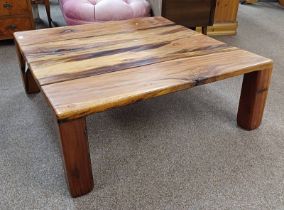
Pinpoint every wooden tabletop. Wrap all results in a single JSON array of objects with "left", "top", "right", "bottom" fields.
[{"left": 14, "top": 17, "right": 272, "bottom": 121}]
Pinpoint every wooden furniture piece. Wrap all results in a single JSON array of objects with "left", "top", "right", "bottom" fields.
[
  {"left": 148, "top": 0, "right": 216, "bottom": 35},
  {"left": 31, "top": 0, "right": 52, "bottom": 27},
  {"left": 242, "top": 0, "right": 284, "bottom": 6},
  {"left": 198, "top": 0, "right": 240, "bottom": 35},
  {"left": 240, "top": 0, "right": 258, "bottom": 4},
  {"left": 14, "top": 17, "right": 273, "bottom": 197},
  {"left": 0, "top": 0, "right": 34, "bottom": 40},
  {"left": 148, "top": 0, "right": 239, "bottom": 36}
]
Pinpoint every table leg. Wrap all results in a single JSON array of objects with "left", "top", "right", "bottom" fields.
[
  {"left": 15, "top": 43, "right": 40, "bottom": 94},
  {"left": 44, "top": 0, "right": 52, "bottom": 27},
  {"left": 237, "top": 68, "right": 272, "bottom": 130},
  {"left": 201, "top": 26, "right": 208, "bottom": 35},
  {"left": 58, "top": 118, "right": 94, "bottom": 197}
]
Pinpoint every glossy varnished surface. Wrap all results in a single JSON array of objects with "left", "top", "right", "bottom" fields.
[{"left": 14, "top": 17, "right": 272, "bottom": 120}]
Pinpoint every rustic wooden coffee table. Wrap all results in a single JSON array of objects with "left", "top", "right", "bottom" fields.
[{"left": 14, "top": 17, "right": 272, "bottom": 197}]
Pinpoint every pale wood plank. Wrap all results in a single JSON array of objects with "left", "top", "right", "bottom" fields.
[
  {"left": 41, "top": 49, "right": 272, "bottom": 120},
  {"left": 22, "top": 24, "right": 194, "bottom": 63},
  {"left": 14, "top": 17, "right": 173, "bottom": 46},
  {"left": 30, "top": 35, "right": 231, "bottom": 85}
]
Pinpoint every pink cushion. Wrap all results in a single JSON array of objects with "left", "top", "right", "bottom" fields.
[{"left": 60, "top": 0, "right": 150, "bottom": 25}]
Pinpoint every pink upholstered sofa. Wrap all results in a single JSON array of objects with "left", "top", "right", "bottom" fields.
[{"left": 59, "top": 0, "right": 151, "bottom": 25}]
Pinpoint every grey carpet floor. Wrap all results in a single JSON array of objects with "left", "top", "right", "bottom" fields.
[{"left": 0, "top": 2, "right": 284, "bottom": 210}]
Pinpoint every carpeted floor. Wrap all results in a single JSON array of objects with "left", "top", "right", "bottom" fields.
[{"left": 0, "top": 1, "right": 283, "bottom": 209}]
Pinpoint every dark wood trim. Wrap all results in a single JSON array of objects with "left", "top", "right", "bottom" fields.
[
  {"left": 209, "top": 0, "right": 217, "bottom": 26},
  {"left": 201, "top": 26, "right": 208, "bottom": 35},
  {"left": 31, "top": 0, "right": 52, "bottom": 27},
  {"left": 58, "top": 118, "right": 94, "bottom": 197},
  {"left": 44, "top": 0, "right": 52, "bottom": 27},
  {"left": 237, "top": 68, "right": 272, "bottom": 130}
]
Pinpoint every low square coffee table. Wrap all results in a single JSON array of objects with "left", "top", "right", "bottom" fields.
[{"left": 14, "top": 17, "right": 272, "bottom": 197}]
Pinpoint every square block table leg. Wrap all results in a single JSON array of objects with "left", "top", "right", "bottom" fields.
[
  {"left": 15, "top": 43, "right": 40, "bottom": 94},
  {"left": 58, "top": 118, "right": 94, "bottom": 197},
  {"left": 237, "top": 68, "right": 272, "bottom": 130}
]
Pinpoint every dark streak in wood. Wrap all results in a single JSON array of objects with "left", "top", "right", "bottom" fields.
[
  {"left": 61, "top": 22, "right": 176, "bottom": 41},
  {"left": 40, "top": 57, "right": 159, "bottom": 85},
  {"left": 60, "top": 29, "right": 76, "bottom": 34},
  {"left": 137, "top": 23, "right": 176, "bottom": 31},
  {"left": 17, "top": 21, "right": 176, "bottom": 47},
  {"left": 194, "top": 77, "right": 208, "bottom": 86},
  {"left": 39, "top": 46, "right": 237, "bottom": 86},
  {"left": 171, "top": 43, "right": 228, "bottom": 55},
  {"left": 26, "top": 38, "right": 138, "bottom": 56},
  {"left": 158, "top": 26, "right": 188, "bottom": 35},
  {"left": 67, "top": 41, "right": 171, "bottom": 62}
]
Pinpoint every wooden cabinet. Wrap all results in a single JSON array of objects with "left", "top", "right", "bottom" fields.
[
  {"left": 199, "top": 0, "right": 240, "bottom": 35},
  {"left": 148, "top": 0, "right": 239, "bottom": 36},
  {"left": 0, "top": 0, "right": 34, "bottom": 40},
  {"left": 149, "top": 0, "right": 216, "bottom": 28},
  {"left": 148, "top": 0, "right": 216, "bottom": 35}
]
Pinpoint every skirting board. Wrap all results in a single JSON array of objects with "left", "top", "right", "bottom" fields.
[
  {"left": 197, "top": 22, "right": 238, "bottom": 36},
  {"left": 243, "top": 0, "right": 258, "bottom": 3}
]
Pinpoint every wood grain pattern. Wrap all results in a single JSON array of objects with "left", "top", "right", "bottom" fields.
[
  {"left": 14, "top": 17, "right": 273, "bottom": 122},
  {"left": 42, "top": 49, "right": 272, "bottom": 120},
  {"left": 207, "top": 0, "right": 239, "bottom": 35},
  {"left": 0, "top": 0, "right": 34, "bottom": 40},
  {"left": 0, "top": 17, "right": 33, "bottom": 41},
  {"left": 15, "top": 16, "right": 273, "bottom": 197},
  {"left": 197, "top": 22, "right": 238, "bottom": 36},
  {"left": 237, "top": 68, "right": 272, "bottom": 130},
  {"left": 214, "top": 0, "right": 239, "bottom": 23},
  {"left": 27, "top": 31, "right": 230, "bottom": 85},
  {"left": 0, "top": 0, "right": 29, "bottom": 16},
  {"left": 58, "top": 118, "right": 94, "bottom": 197},
  {"left": 14, "top": 17, "right": 173, "bottom": 46}
]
